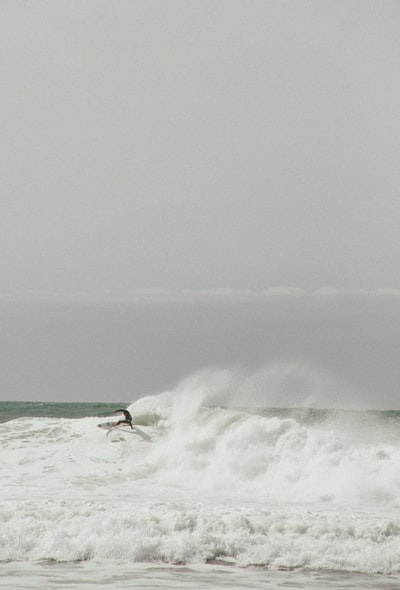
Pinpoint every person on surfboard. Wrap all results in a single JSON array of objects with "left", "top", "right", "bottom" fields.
[{"left": 113, "top": 409, "right": 134, "bottom": 430}]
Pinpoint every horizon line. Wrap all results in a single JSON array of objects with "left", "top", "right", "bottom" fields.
[{"left": 0, "top": 287, "right": 399, "bottom": 304}]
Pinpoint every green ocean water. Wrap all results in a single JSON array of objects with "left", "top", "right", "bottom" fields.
[
  {"left": 2, "top": 400, "right": 400, "bottom": 430},
  {"left": 0, "top": 401, "right": 128, "bottom": 424}
]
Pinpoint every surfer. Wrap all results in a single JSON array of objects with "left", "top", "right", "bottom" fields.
[{"left": 113, "top": 409, "right": 134, "bottom": 430}]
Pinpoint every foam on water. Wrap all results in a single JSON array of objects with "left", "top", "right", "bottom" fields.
[
  {"left": 2, "top": 497, "right": 400, "bottom": 572},
  {"left": 1, "top": 387, "right": 400, "bottom": 575}
]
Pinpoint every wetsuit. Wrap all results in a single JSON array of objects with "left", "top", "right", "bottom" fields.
[{"left": 113, "top": 409, "right": 133, "bottom": 429}]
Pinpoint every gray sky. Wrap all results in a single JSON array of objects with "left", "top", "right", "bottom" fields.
[
  {"left": 1, "top": 2, "right": 399, "bottom": 405},
  {"left": 1, "top": 0, "right": 399, "bottom": 293},
  {"left": 0, "top": 291, "right": 399, "bottom": 407}
]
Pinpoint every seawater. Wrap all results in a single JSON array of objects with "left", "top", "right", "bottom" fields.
[{"left": 1, "top": 393, "right": 400, "bottom": 590}]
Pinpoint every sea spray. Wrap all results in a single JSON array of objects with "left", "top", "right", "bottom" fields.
[{"left": 127, "top": 390, "right": 400, "bottom": 505}]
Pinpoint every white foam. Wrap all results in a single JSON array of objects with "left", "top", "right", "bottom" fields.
[
  {"left": 1, "top": 498, "right": 400, "bottom": 573},
  {"left": 1, "top": 391, "right": 400, "bottom": 573}
]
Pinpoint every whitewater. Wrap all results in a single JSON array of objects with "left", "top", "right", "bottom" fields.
[{"left": 2, "top": 386, "right": 400, "bottom": 589}]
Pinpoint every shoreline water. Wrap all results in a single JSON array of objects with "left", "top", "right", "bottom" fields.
[{"left": 2, "top": 562, "right": 400, "bottom": 590}]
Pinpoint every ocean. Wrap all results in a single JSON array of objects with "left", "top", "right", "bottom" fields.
[{"left": 1, "top": 393, "right": 400, "bottom": 590}]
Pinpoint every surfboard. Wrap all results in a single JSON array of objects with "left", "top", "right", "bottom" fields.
[{"left": 97, "top": 421, "right": 151, "bottom": 441}]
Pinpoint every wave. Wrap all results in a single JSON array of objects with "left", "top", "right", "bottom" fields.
[
  {"left": 2, "top": 498, "right": 400, "bottom": 573},
  {"left": 2, "top": 393, "right": 400, "bottom": 506},
  {"left": 1, "top": 389, "right": 400, "bottom": 572},
  {"left": 126, "top": 391, "right": 400, "bottom": 505}
]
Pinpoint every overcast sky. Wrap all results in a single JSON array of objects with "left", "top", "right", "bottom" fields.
[
  {"left": 1, "top": 2, "right": 399, "bottom": 405},
  {"left": 1, "top": 0, "right": 399, "bottom": 294}
]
